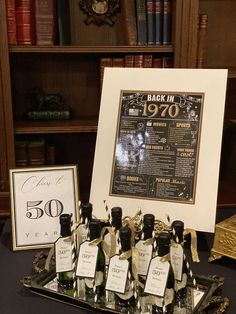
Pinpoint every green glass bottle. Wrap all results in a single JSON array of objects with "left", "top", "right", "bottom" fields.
[
  {"left": 57, "top": 214, "right": 74, "bottom": 297},
  {"left": 139, "top": 214, "right": 155, "bottom": 282},
  {"left": 115, "top": 226, "right": 136, "bottom": 308},
  {"left": 78, "top": 202, "right": 93, "bottom": 241},
  {"left": 138, "top": 214, "right": 155, "bottom": 312},
  {"left": 171, "top": 220, "right": 188, "bottom": 308},
  {"left": 85, "top": 219, "right": 106, "bottom": 300},
  {"left": 111, "top": 206, "right": 122, "bottom": 254},
  {"left": 152, "top": 232, "right": 175, "bottom": 314}
]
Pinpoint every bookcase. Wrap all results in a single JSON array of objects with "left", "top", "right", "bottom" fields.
[
  {"left": 1, "top": 0, "right": 233, "bottom": 219},
  {"left": 198, "top": 0, "right": 236, "bottom": 208}
]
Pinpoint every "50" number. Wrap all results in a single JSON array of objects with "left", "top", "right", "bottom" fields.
[{"left": 26, "top": 199, "right": 63, "bottom": 219}]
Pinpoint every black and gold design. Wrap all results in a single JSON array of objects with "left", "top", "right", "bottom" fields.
[{"left": 79, "top": 0, "right": 120, "bottom": 26}]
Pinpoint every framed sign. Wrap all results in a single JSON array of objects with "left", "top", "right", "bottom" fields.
[
  {"left": 90, "top": 68, "right": 228, "bottom": 232},
  {"left": 10, "top": 165, "right": 79, "bottom": 250}
]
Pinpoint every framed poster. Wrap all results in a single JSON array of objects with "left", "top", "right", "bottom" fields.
[
  {"left": 10, "top": 165, "right": 79, "bottom": 250},
  {"left": 90, "top": 68, "right": 228, "bottom": 232}
]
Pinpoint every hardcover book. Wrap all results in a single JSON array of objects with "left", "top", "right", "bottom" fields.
[
  {"left": 146, "top": 0, "right": 155, "bottom": 45},
  {"left": 136, "top": 0, "right": 147, "bottom": 45},
  {"left": 112, "top": 58, "right": 124, "bottom": 68},
  {"left": 163, "top": 0, "right": 172, "bottom": 45},
  {"left": 5, "top": 0, "right": 17, "bottom": 44},
  {"left": 155, "top": 0, "right": 163, "bottom": 45},
  {"left": 35, "top": 0, "right": 57, "bottom": 45},
  {"left": 124, "top": 55, "right": 135, "bottom": 67},
  {"left": 15, "top": 140, "right": 29, "bottom": 167},
  {"left": 196, "top": 14, "right": 208, "bottom": 68},
  {"left": 15, "top": 0, "right": 36, "bottom": 45},
  {"left": 134, "top": 54, "right": 144, "bottom": 67},
  {"left": 121, "top": 0, "right": 137, "bottom": 45},
  {"left": 143, "top": 54, "right": 153, "bottom": 67},
  {"left": 28, "top": 139, "right": 46, "bottom": 166},
  {"left": 153, "top": 57, "right": 163, "bottom": 68},
  {"left": 57, "top": 0, "right": 71, "bottom": 45}
]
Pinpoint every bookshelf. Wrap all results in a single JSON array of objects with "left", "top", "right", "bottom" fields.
[
  {"left": 5, "top": 0, "right": 233, "bottom": 218},
  {"left": 198, "top": 0, "right": 236, "bottom": 208}
]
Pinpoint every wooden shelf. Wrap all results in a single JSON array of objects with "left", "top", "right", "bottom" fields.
[
  {"left": 14, "top": 119, "right": 98, "bottom": 134},
  {"left": 228, "top": 68, "right": 236, "bottom": 78},
  {"left": 9, "top": 45, "right": 174, "bottom": 54}
]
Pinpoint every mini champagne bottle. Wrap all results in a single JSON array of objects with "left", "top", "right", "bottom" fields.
[
  {"left": 57, "top": 214, "right": 74, "bottom": 296},
  {"left": 138, "top": 214, "right": 155, "bottom": 286},
  {"left": 136, "top": 214, "right": 155, "bottom": 312},
  {"left": 152, "top": 232, "right": 175, "bottom": 314},
  {"left": 104, "top": 207, "right": 122, "bottom": 308},
  {"left": 78, "top": 202, "right": 93, "bottom": 241},
  {"left": 85, "top": 219, "right": 106, "bottom": 300},
  {"left": 171, "top": 220, "right": 188, "bottom": 308},
  {"left": 115, "top": 226, "right": 136, "bottom": 308}
]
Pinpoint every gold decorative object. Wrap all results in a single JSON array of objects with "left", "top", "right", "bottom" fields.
[
  {"left": 79, "top": 0, "right": 120, "bottom": 26},
  {"left": 209, "top": 214, "right": 236, "bottom": 262}
]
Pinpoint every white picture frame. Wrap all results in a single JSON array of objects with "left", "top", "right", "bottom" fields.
[
  {"left": 90, "top": 68, "right": 228, "bottom": 232},
  {"left": 10, "top": 165, "right": 79, "bottom": 250}
]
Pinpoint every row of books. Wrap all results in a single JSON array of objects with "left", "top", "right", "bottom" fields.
[
  {"left": 15, "top": 139, "right": 56, "bottom": 167},
  {"left": 123, "top": 0, "right": 172, "bottom": 46},
  {"left": 100, "top": 54, "right": 173, "bottom": 87},
  {"left": 5, "top": 0, "right": 69, "bottom": 45}
]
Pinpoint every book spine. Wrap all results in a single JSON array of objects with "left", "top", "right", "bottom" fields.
[
  {"left": 155, "top": 0, "right": 163, "bottom": 45},
  {"left": 134, "top": 54, "right": 144, "bottom": 67},
  {"left": 146, "top": 0, "right": 155, "bottom": 45},
  {"left": 28, "top": 140, "right": 46, "bottom": 166},
  {"left": 57, "top": 0, "right": 71, "bottom": 45},
  {"left": 124, "top": 55, "right": 135, "bottom": 67},
  {"left": 5, "top": 0, "right": 17, "bottom": 44},
  {"left": 15, "top": 140, "right": 29, "bottom": 167},
  {"left": 27, "top": 110, "right": 71, "bottom": 120},
  {"left": 163, "top": 0, "right": 172, "bottom": 45},
  {"left": 35, "top": 0, "right": 57, "bottom": 45},
  {"left": 136, "top": 0, "right": 147, "bottom": 45},
  {"left": 196, "top": 14, "right": 208, "bottom": 68},
  {"left": 100, "top": 58, "right": 113, "bottom": 90},
  {"left": 112, "top": 58, "right": 124, "bottom": 68},
  {"left": 46, "top": 143, "right": 56, "bottom": 165},
  {"left": 15, "top": 0, "right": 36, "bottom": 45},
  {"left": 163, "top": 56, "right": 173, "bottom": 68},
  {"left": 121, "top": 0, "right": 137, "bottom": 45},
  {"left": 143, "top": 54, "right": 153, "bottom": 67},
  {"left": 153, "top": 57, "right": 163, "bottom": 67}
]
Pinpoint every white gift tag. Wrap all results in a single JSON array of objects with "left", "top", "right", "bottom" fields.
[
  {"left": 170, "top": 243, "right": 184, "bottom": 281},
  {"left": 77, "top": 224, "right": 89, "bottom": 242},
  {"left": 144, "top": 256, "right": 170, "bottom": 297},
  {"left": 135, "top": 240, "right": 153, "bottom": 276},
  {"left": 76, "top": 241, "right": 98, "bottom": 278},
  {"left": 55, "top": 237, "right": 73, "bottom": 273},
  {"left": 105, "top": 255, "right": 129, "bottom": 294}
]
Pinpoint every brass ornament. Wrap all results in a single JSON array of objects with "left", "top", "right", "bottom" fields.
[
  {"left": 209, "top": 214, "right": 236, "bottom": 261},
  {"left": 79, "top": 0, "right": 120, "bottom": 26}
]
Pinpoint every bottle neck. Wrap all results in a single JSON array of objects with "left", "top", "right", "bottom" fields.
[
  {"left": 60, "top": 224, "right": 71, "bottom": 237},
  {"left": 143, "top": 225, "right": 153, "bottom": 240},
  {"left": 174, "top": 232, "right": 183, "bottom": 244},
  {"left": 120, "top": 237, "right": 131, "bottom": 253},
  {"left": 81, "top": 213, "right": 92, "bottom": 224},
  {"left": 111, "top": 217, "right": 122, "bottom": 230},
  {"left": 157, "top": 244, "right": 170, "bottom": 257}
]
